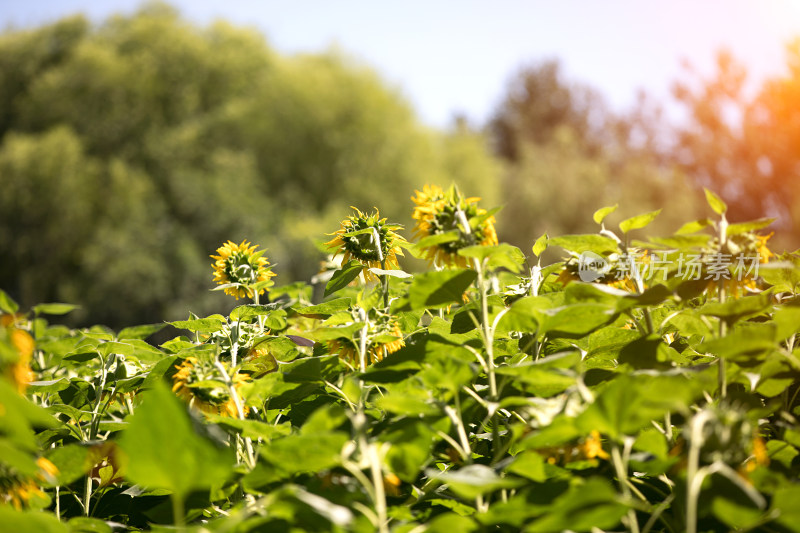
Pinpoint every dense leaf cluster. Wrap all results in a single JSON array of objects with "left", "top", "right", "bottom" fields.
[{"left": 2, "top": 193, "right": 800, "bottom": 532}]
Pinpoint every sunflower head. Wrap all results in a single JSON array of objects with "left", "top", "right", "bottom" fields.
[
  {"left": 0, "top": 457, "right": 57, "bottom": 510},
  {"left": 411, "top": 184, "right": 498, "bottom": 268},
  {"left": 87, "top": 442, "right": 125, "bottom": 488},
  {"left": 325, "top": 207, "right": 406, "bottom": 282},
  {"left": 580, "top": 430, "right": 610, "bottom": 460},
  {"left": 211, "top": 240, "right": 276, "bottom": 300},
  {"left": 171, "top": 357, "right": 248, "bottom": 417},
  {"left": 326, "top": 308, "right": 405, "bottom": 368},
  {"left": 1, "top": 318, "right": 35, "bottom": 394},
  {"left": 755, "top": 232, "right": 775, "bottom": 264}
]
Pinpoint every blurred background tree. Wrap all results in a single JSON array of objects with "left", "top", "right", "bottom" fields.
[
  {"left": 673, "top": 44, "right": 800, "bottom": 248},
  {"left": 0, "top": 3, "right": 500, "bottom": 326},
  {"left": 489, "top": 61, "right": 704, "bottom": 249}
]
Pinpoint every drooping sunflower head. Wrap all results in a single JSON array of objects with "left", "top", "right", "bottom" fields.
[
  {"left": 171, "top": 357, "right": 248, "bottom": 417},
  {"left": 411, "top": 184, "right": 498, "bottom": 268},
  {"left": 325, "top": 207, "right": 406, "bottom": 282},
  {"left": 716, "top": 230, "right": 775, "bottom": 298},
  {"left": 326, "top": 308, "right": 405, "bottom": 368},
  {"left": 211, "top": 240, "right": 276, "bottom": 300},
  {"left": 725, "top": 231, "right": 775, "bottom": 265}
]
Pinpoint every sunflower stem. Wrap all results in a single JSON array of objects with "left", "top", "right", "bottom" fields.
[
  {"left": 171, "top": 493, "right": 186, "bottom": 532},
  {"left": 686, "top": 410, "right": 712, "bottom": 533},
  {"left": 213, "top": 360, "right": 256, "bottom": 468},
  {"left": 717, "top": 214, "right": 728, "bottom": 400},
  {"left": 253, "top": 291, "right": 265, "bottom": 335},
  {"left": 83, "top": 476, "right": 92, "bottom": 517},
  {"left": 354, "top": 378, "right": 388, "bottom": 532},
  {"left": 473, "top": 256, "right": 501, "bottom": 471},
  {"left": 370, "top": 227, "right": 390, "bottom": 309},
  {"left": 457, "top": 203, "right": 499, "bottom": 468},
  {"left": 358, "top": 308, "right": 369, "bottom": 373},
  {"left": 611, "top": 441, "right": 639, "bottom": 533}
]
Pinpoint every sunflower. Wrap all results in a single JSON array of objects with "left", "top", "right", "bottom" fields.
[
  {"left": 716, "top": 230, "right": 774, "bottom": 298},
  {"left": 411, "top": 184, "right": 498, "bottom": 268},
  {"left": 171, "top": 357, "right": 249, "bottom": 417},
  {"left": 755, "top": 232, "right": 775, "bottom": 264},
  {"left": 327, "top": 311, "right": 405, "bottom": 367},
  {"left": 325, "top": 207, "right": 406, "bottom": 282},
  {"left": 555, "top": 251, "right": 643, "bottom": 293},
  {"left": 0, "top": 457, "right": 58, "bottom": 510},
  {"left": 87, "top": 441, "right": 125, "bottom": 488},
  {"left": 1, "top": 317, "right": 35, "bottom": 394},
  {"left": 580, "top": 430, "right": 610, "bottom": 460},
  {"left": 211, "top": 240, "right": 276, "bottom": 300}
]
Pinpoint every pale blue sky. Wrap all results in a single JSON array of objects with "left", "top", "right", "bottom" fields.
[{"left": 3, "top": 1, "right": 800, "bottom": 127}]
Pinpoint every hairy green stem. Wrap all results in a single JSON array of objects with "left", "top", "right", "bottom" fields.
[
  {"left": 611, "top": 442, "right": 640, "bottom": 533},
  {"left": 213, "top": 360, "right": 255, "bottom": 468},
  {"left": 686, "top": 411, "right": 711, "bottom": 533}
]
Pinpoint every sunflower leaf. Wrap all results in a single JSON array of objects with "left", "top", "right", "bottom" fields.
[
  {"left": 593, "top": 204, "right": 618, "bottom": 225},
  {"left": 32, "top": 303, "right": 80, "bottom": 316},
  {"left": 325, "top": 260, "right": 364, "bottom": 297},
  {"left": 406, "top": 269, "right": 477, "bottom": 310},
  {"left": 368, "top": 268, "right": 413, "bottom": 278},
  {"left": 704, "top": 188, "right": 728, "bottom": 215},
  {"left": 532, "top": 233, "right": 549, "bottom": 257},
  {"left": 119, "top": 381, "right": 233, "bottom": 497},
  {"left": 675, "top": 218, "right": 713, "bottom": 235},
  {"left": 415, "top": 231, "right": 460, "bottom": 250},
  {"left": 0, "top": 289, "right": 19, "bottom": 314},
  {"left": 619, "top": 209, "right": 661, "bottom": 234},
  {"left": 726, "top": 218, "right": 776, "bottom": 236}
]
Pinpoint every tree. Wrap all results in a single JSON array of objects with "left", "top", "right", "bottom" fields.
[
  {"left": 672, "top": 45, "right": 800, "bottom": 246},
  {"left": 489, "top": 60, "right": 703, "bottom": 251},
  {"left": 0, "top": 3, "right": 500, "bottom": 327},
  {"left": 489, "top": 60, "right": 611, "bottom": 162}
]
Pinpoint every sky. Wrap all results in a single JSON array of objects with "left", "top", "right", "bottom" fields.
[{"left": 2, "top": 0, "right": 800, "bottom": 128}]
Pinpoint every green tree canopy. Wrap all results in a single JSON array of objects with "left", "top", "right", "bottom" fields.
[{"left": 0, "top": 3, "right": 500, "bottom": 327}]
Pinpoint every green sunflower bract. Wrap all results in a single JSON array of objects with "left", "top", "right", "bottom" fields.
[
  {"left": 411, "top": 184, "right": 498, "bottom": 268},
  {"left": 325, "top": 207, "right": 406, "bottom": 282},
  {"left": 211, "top": 240, "right": 276, "bottom": 299}
]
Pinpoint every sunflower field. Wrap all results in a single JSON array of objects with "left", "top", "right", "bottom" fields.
[{"left": 2, "top": 185, "right": 800, "bottom": 532}]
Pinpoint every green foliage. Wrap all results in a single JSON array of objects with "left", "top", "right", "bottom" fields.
[
  {"left": 2, "top": 197, "right": 799, "bottom": 532},
  {"left": 119, "top": 381, "right": 234, "bottom": 497},
  {"left": 4, "top": 4, "right": 800, "bottom": 531}
]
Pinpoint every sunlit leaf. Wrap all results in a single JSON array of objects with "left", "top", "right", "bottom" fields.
[
  {"left": 458, "top": 243, "right": 525, "bottom": 272},
  {"left": 430, "top": 464, "right": 525, "bottom": 500},
  {"left": 619, "top": 209, "right": 661, "bottom": 234},
  {"left": 532, "top": 232, "right": 549, "bottom": 257},
  {"left": 32, "top": 303, "right": 80, "bottom": 316},
  {"left": 675, "top": 218, "right": 712, "bottom": 235},
  {"left": 119, "top": 381, "right": 233, "bottom": 497},
  {"left": 726, "top": 217, "right": 775, "bottom": 235},
  {"left": 0, "top": 289, "right": 19, "bottom": 314},
  {"left": 404, "top": 269, "right": 477, "bottom": 310},
  {"left": 593, "top": 204, "right": 618, "bottom": 225},
  {"left": 549, "top": 234, "right": 619, "bottom": 254},
  {"left": 324, "top": 260, "right": 364, "bottom": 297},
  {"left": 704, "top": 187, "right": 727, "bottom": 215}
]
